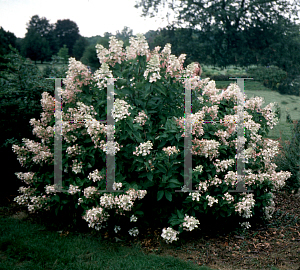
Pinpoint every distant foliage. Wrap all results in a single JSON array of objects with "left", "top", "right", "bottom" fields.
[
  {"left": 273, "top": 120, "right": 300, "bottom": 194},
  {"left": 278, "top": 75, "right": 300, "bottom": 96},
  {"left": 246, "top": 65, "right": 287, "bottom": 90}
]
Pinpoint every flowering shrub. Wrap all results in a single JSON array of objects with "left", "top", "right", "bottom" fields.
[{"left": 12, "top": 34, "right": 292, "bottom": 244}]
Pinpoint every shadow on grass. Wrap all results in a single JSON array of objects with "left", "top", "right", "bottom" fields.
[{"left": 0, "top": 215, "right": 215, "bottom": 270}]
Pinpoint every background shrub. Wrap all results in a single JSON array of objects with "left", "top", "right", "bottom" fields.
[{"left": 246, "top": 65, "right": 287, "bottom": 91}]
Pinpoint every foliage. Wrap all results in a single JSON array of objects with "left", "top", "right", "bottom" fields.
[
  {"left": 57, "top": 45, "right": 69, "bottom": 64},
  {"left": 277, "top": 75, "right": 300, "bottom": 96},
  {"left": 80, "top": 44, "right": 101, "bottom": 73},
  {"left": 21, "top": 29, "right": 52, "bottom": 64},
  {"left": 116, "top": 26, "right": 134, "bottom": 48},
  {"left": 73, "top": 36, "right": 89, "bottom": 61},
  {"left": 0, "top": 27, "right": 17, "bottom": 74},
  {"left": 11, "top": 35, "right": 291, "bottom": 244},
  {"left": 0, "top": 46, "right": 56, "bottom": 146},
  {"left": 25, "top": 15, "right": 58, "bottom": 57},
  {"left": 137, "top": 1, "right": 300, "bottom": 75},
  {"left": 0, "top": 46, "right": 60, "bottom": 200},
  {"left": 246, "top": 65, "right": 287, "bottom": 90},
  {"left": 54, "top": 19, "right": 80, "bottom": 57},
  {"left": 272, "top": 121, "right": 300, "bottom": 194},
  {"left": 41, "top": 64, "right": 68, "bottom": 79}
]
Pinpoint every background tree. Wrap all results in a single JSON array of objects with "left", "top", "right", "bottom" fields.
[
  {"left": 21, "top": 29, "right": 51, "bottom": 64},
  {"left": 135, "top": 0, "right": 300, "bottom": 70},
  {"left": 144, "top": 30, "right": 158, "bottom": 51},
  {"left": 24, "top": 15, "right": 57, "bottom": 61},
  {"left": 57, "top": 44, "right": 69, "bottom": 64},
  {"left": 73, "top": 36, "right": 89, "bottom": 61},
  {"left": 80, "top": 44, "right": 101, "bottom": 73},
  {"left": 0, "top": 27, "right": 17, "bottom": 74},
  {"left": 54, "top": 19, "right": 80, "bottom": 57},
  {"left": 0, "top": 46, "right": 55, "bottom": 204},
  {"left": 116, "top": 26, "right": 133, "bottom": 47},
  {"left": 81, "top": 32, "right": 113, "bottom": 72}
]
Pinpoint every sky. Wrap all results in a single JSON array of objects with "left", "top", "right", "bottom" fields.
[
  {"left": 0, "top": 0, "right": 181, "bottom": 38},
  {"left": 0, "top": 0, "right": 299, "bottom": 39}
]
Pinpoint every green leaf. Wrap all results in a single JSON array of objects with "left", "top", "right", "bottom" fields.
[
  {"left": 87, "top": 163, "right": 92, "bottom": 168},
  {"left": 135, "top": 211, "right": 144, "bottom": 216},
  {"left": 169, "top": 178, "right": 182, "bottom": 185},
  {"left": 177, "top": 209, "right": 184, "bottom": 219},
  {"left": 165, "top": 190, "right": 172, "bottom": 202},
  {"left": 157, "top": 164, "right": 167, "bottom": 173},
  {"left": 146, "top": 172, "right": 153, "bottom": 181},
  {"left": 157, "top": 190, "right": 164, "bottom": 201}
]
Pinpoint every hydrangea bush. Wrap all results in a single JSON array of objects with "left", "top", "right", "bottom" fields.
[{"left": 12, "top": 34, "right": 292, "bottom": 244}]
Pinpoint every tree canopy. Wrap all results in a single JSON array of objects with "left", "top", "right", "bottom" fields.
[{"left": 54, "top": 19, "right": 80, "bottom": 57}]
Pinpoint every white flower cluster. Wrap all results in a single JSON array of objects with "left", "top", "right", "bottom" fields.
[
  {"left": 82, "top": 206, "right": 110, "bottom": 231},
  {"left": 235, "top": 193, "right": 255, "bottom": 219},
  {"left": 87, "top": 169, "right": 103, "bottom": 182},
  {"left": 161, "top": 227, "right": 180, "bottom": 244},
  {"left": 133, "top": 141, "right": 153, "bottom": 156},
  {"left": 213, "top": 159, "right": 235, "bottom": 173},
  {"left": 161, "top": 43, "right": 171, "bottom": 58},
  {"left": 114, "top": 225, "right": 121, "bottom": 233},
  {"left": 130, "top": 215, "right": 138, "bottom": 222},
  {"left": 13, "top": 138, "right": 53, "bottom": 165},
  {"left": 162, "top": 146, "right": 180, "bottom": 156},
  {"left": 83, "top": 186, "right": 98, "bottom": 199},
  {"left": 184, "top": 62, "right": 200, "bottom": 78},
  {"left": 108, "top": 36, "right": 125, "bottom": 66},
  {"left": 190, "top": 138, "right": 221, "bottom": 161},
  {"left": 112, "top": 182, "right": 123, "bottom": 191},
  {"left": 271, "top": 170, "right": 291, "bottom": 190},
  {"left": 15, "top": 172, "right": 35, "bottom": 185},
  {"left": 125, "top": 189, "right": 147, "bottom": 200},
  {"left": 193, "top": 165, "right": 204, "bottom": 173},
  {"left": 93, "top": 62, "right": 114, "bottom": 89},
  {"left": 13, "top": 194, "right": 29, "bottom": 206},
  {"left": 128, "top": 227, "right": 139, "bottom": 236},
  {"left": 95, "top": 43, "right": 109, "bottom": 64},
  {"left": 72, "top": 159, "right": 83, "bottom": 174},
  {"left": 84, "top": 191, "right": 146, "bottom": 233},
  {"left": 85, "top": 120, "right": 107, "bottom": 148},
  {"left": 133, "top": 110, "right": 148, "bottom": 126},
  {"left": 78, "top": 198, "right": 83, "bottom": 205},
  {"left": 206, "top": 195, "right": 218, "bottom": 207},
  {"left": 99, "top": 140, "right": 122, "bottom": 156},
  {"left": 27, "top": 195, "right": 48, "bottom": 213},
  {"left": 30, "top": 119, "right": 54, "bottom": 144},
  {"left": 261, "top": 102, "right": 280, "bottom": 130},
  {"left": 68, "top": 184, "right": 81, "bottom": 195},
  {"left": 66, "top": 144, "right": 82, "bottom": 157},
  {"left": 115, "top": 194, "right": 135, "bottom": 211},
  {"left": 111, "top": 98, "right": 132, "bottom": 122},
  {"left": 144, "top": 54, "right": 161, "bottom": 83},
  {"left": 100, "top": 193, "right": 115, "bottom": 209},
  {"left": 100, "top": 193, "right": 133, "bottom": 212},
  {"left": 222, "top": 192, "right": 235, "bottom": 203},
  {"left": 13, "top": 186, "right": 36, "bottom": 206},
  {"left": 189, "top": 191, "right": 201, "bottom": 202},
  {"left": 181, "top": 214, "right": 200, "bottom": 231},
  {"left": 126, "top": 33, "right": 149, "bottom": 60},
  {"left": 166, "top": 54, "right": 186, "bottom": 77},
  {"left": 45, "top": 184, "right": 59, "bottom": 195},
  {"left": 240, "top": 221, "right": 251, "bottom": 229}
]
